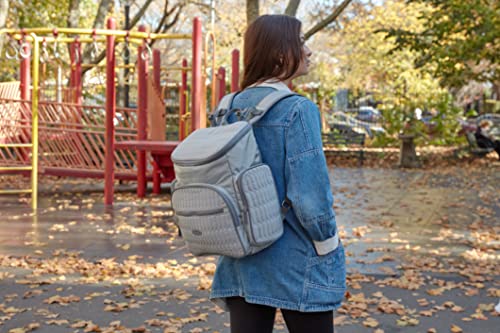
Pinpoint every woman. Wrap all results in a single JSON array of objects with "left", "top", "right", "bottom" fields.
[{"left": 210, "top": 15, "right": 346, "bottom": 333}]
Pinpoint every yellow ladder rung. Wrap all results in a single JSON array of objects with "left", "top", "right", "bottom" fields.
[
  {"left": 0, "top": 189, "right": 33, "bottom": 194},
  {"left": 0, "top": 143, "right": 33, "bottom": 148},
  {"left": 0, "top": 166, "right": 33, "bottom": 171}
]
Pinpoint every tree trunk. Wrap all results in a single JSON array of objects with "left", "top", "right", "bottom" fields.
[
  {"left": 0, "top": 0, "right": 7, "bottom": 28},
  {"left": 398, "top": 134, "right": 420, "bottom": 168},
  {"left": 67, "top": 0, "right": 80, "bottom": 28},
  {"left": 246, "top": 0, "right": 259, "bottom": 25},
  {"left": 285, "top": 0, "right": 301, "bottom": 17},
  {"left": 80, "top": 0, "right": 113, "bottom": 74},
  {"left": 92, "top": 0, "right": 113, "bottom": 29},
  {"left": 492, "top": 82, "right": 500, "bottom": 101},
  {"left": 0, "top": 0, "right": 9, "bottom": 58}
]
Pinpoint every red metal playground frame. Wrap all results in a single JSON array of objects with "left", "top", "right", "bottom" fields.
[{"left": 0, "top": 17, "right": 244, "bottom": 206}]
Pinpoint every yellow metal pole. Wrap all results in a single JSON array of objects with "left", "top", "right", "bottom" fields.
[
  {"left": 161, "top": 66, "right": 193, "bottom": 71},
  {"left": 0, "top": 28, "right": 190, "bottom": 40},
  {"left": 185, "top": 91, "right": 190, "bottom": 136},
  {"left": 0, "top": 35, "right": 140, "bottom": 44},
  {"left": 81, "top": 63, "right": 138, "bottom": 69},
  {"left": 30, "top": 33, "right": 40, "bottom": 210},
  {"left": 204, "top": 31, "right": 217, "bottom": 111}
]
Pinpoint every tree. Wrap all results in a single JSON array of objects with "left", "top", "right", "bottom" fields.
[
  {"left": 246, "top": 0, "right": 353, "bottom": 40},
  {"left": 385, "top": 0, "right": 500, "bottom": 97},
  {"left": 0, "top": 0, "right": 187, "bottom": 78},
  {"left": 284, "top": 0, "right": 301, "bottom": 16},
  {"left": 246, "top": 0, "right": 260, "bottom": 24},
  {"left": 322, "top": 0, "right": 462, "bottom": 148},
  {"left": 0, "top": 0, "right": 9, "bottom": 58},
  {"left": 326, "top": 0, "right": 441, "bottom": 100},
  {"left": 0, "top": 0, "right": 8, "bottom": 28},
  {"left": 67, "top": 0, "right": 80, "bottom": 28},
  {"left": 79, "top": 0, "right": 185, "bottom": 74}
]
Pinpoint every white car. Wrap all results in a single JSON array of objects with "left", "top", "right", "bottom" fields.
[
  {"left": 328, "top": 111, "right": 385, "bottom": 138},
  {"left": 355, "top": 106, "right": 382, "bottom": 123}
]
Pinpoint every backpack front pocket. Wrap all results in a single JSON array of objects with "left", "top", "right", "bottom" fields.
[
  {"left": 236, "top": 164, "right": 284, "bottom": 246},
  {"left": 172, "top": 184, "right": 250, "bottom": 258}
]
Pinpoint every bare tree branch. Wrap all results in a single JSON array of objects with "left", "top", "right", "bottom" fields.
[
  {"left": 129, "top": 0, "right": 155, "bottom": 30},
  {"left": 154, "top": 0, "right": 171, "bottom": 34},
  {"left": 304, "top": 0, "right": 352, "bottom": 40},
  {"left": 285, "top": 0, "right": 301, "bottom": 17},
  {"left": 154, "top": 0, "right": 180, "bottom": 34},
  {"left": 187, "top": 0, "right": 211, "bottom": 9},
  {"left": 82, "top": 0, "right": 156, "bottom": 75},
  {"left": 161, "top": 5, "right": 183, "bottom": 33},
  {"left": 149, "top": 2, "right": 184, "bottom": 47}
]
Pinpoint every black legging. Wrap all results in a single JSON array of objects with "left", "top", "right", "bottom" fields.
[{"left": 227, "top": 297, "right": 334, "bottom": 333}]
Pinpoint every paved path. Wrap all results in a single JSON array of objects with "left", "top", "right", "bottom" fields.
[{"left": 0, "top": 166, "right": 498, "bottom": 332}]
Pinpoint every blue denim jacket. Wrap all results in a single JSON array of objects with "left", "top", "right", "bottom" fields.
[{"left": 210, "top": 83, "right": 346, "bottom": 312}]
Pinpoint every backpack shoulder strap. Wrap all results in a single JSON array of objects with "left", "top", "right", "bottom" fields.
[
  {"left": 209, "top": 92, "right": 240, "bottom": 126},
  {"left": 218, "top": 91, "right": 239, "bottom": 110},
  {"left": 248, "top": 90, "right": 299, "bottom": 125}
]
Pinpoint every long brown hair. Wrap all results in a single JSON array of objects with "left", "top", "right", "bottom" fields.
[{"left": 241, "top": 15, "right": 302, "bottom": 90}]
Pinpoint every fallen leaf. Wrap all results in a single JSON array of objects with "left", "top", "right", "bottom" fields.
[
  {"left": 451, "top": 306, "right": 464, "bottom": 312},
  {"left": 333, "top": 315, "right": 347, "bottom": 325},
  {"left": 84, "top": 323, "right": 102, "bottom": 332},
  {"left": 46, "top": 319, "right": 70, "bottom": 325},
  {"left": 362, "top": 317, "right": 379, "bottom": 328}
]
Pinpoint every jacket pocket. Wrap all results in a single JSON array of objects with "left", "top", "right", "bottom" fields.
[
  {"left": 305, "top": 243, "right": 346, "bottom": 291},
  {"left": 172, "top": 184, "right": 250, "bottom": 258}
]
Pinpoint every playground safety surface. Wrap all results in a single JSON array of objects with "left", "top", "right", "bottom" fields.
[{"left": 0, "top": 165, "right": 499, "bottom": 332}]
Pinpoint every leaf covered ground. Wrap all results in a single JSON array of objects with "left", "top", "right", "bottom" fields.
[{"left": 0, "top": 151, "right": 498, "bottom": 332}]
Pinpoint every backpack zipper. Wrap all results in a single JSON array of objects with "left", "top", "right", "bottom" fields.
[
  {"left": 175, "top": 207, "right": 224, "bottom": 217},
  {"left": 172, "top": 122, "right": 252, "bottom": 166}
]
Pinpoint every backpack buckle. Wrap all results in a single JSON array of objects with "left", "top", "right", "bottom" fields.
[
  {"left": 210, "top": 108, "right": 228, "bottom": 125},
  {"left": 242, "top": 107, "right": 263, "bottom": 121},
  {"left": 250, "top": 107, "right": 264, "bottom": 116}
]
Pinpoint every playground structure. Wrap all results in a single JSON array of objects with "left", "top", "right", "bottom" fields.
[{"left": 0, "top": 17, "right": 241, "bottom": 209}]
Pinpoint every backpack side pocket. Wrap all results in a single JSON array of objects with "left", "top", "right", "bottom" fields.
[
  {"left": 236, "top": 164, "right": 284, "bottom": 247},
  {"left": 172, "top": 184, "right": 250, "bottom": 258}
]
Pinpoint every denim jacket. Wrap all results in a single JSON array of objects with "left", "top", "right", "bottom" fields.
[{"left": 210, "top": 81, "right": 346, "bottom": 312}]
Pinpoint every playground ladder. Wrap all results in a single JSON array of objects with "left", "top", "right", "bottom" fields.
[{"left": 0, "top": 110, "right": 39, "bottom": 210}]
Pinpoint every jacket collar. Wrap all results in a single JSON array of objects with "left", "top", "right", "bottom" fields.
[{"left": 250, "top": 79, "right": 292, "bottom": 92}]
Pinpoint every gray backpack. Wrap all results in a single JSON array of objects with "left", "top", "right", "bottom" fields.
[{"left": 171, "top": 90, "right": 296, "bottom": 258}]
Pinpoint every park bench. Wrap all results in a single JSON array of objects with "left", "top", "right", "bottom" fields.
[{"left": 322, "top": 126, "right": 366, "bottom": 166}]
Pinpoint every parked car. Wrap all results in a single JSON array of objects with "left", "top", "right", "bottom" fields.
[
  {"left": 328, "top": 111, "right": 385, "bottom": 138},
  {"left": 354, "top": 106, "right": 382, "bottom": 123}
]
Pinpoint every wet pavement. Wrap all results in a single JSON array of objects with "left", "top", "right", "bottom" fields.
[{"left": 0, "top": 166, "right": 499, "bottom": 332}]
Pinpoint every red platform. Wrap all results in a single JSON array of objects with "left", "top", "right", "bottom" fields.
[{"left": 114, "top": 140, "right": 178, "bottom": 181}]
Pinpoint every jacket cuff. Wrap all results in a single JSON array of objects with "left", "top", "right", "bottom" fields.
[{"left": 313, "top": 234, "right": 339, "bottom": 255}]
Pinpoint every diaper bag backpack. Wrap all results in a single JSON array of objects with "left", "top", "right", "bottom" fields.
[{"left": 170, "top": 90, "right": 296, "bottom": 258}]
